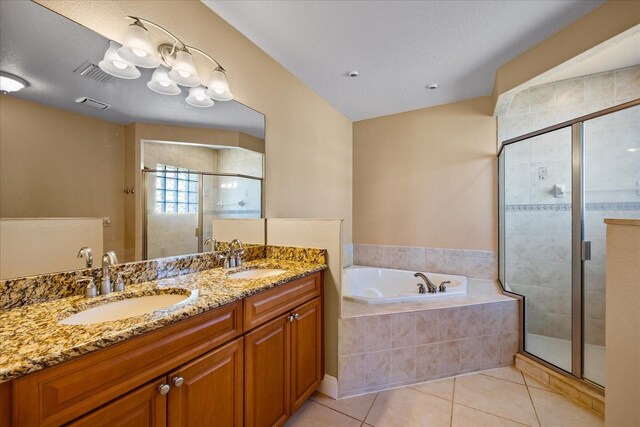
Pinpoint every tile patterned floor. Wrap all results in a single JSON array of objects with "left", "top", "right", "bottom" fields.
[{"left": 285, "top": 366, "right": 603, "bottom": 427}]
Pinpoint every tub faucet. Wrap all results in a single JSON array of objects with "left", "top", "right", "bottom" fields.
[
  {"left": 414, "top": 272, "right": 438, "bottom": 294},
  {"left": 100, "top": 251, "right": 119, "bottom": 295}
]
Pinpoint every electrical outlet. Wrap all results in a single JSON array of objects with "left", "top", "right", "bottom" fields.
[{"left": 538, "top": 167, "right": 548, "bottom": 181}]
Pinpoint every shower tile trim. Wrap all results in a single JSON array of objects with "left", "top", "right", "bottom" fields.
[{"left": 506, "top": 202, "right": 640, "bottom": 212}]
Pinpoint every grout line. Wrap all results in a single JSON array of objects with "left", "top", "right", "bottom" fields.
[
  {"left": 453, "top": 402, "right": 531, "bottom": 427},
  {"left": 308, "top": 399, "right": 367, "bottom": 424},
  {"left": 450, "top": 377, "right": 456, "bottom": 427},
  {"left": 525, "top": 378, "right": 543, "bottom": 427},
  {"left": 362, "top": 392, "right": 379, "bottom": 425},
  {"left": 478, "top": 372, "right": 527, "bottom": 387}
]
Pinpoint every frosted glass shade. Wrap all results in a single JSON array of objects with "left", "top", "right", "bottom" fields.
[
  {"left": 147, "top": 65, "right": 181, "bottom": 95},
  {"left": 98, "top": 41, "right": 141, "bottom": 79},
  {"left": 168, "top": 50, "right": 200, "bottom": 87},
  {"left": 185, "top": 86, "right": 214, "bottom": 108},
  {"left": 117, "top": 23, "right": 160, "bottom": 68},
  {"left": 205, "top": 68, "right": 233, "bottom": 101}
]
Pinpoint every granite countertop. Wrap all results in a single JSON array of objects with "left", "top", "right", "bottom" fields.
[{"left": 0, "top": 258, "right": 326, "bottom": 383}]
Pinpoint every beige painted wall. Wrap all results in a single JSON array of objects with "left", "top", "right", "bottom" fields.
[
  {"left": 353, "top": 96, "right": 497, "bottom": 251},
  {"left": 39, "top": 1, "right": 353, "bottom": 257},
  {"left": 0, "top": 95, "right": 125, "bottom": 260},
  {"left": 493, "top": 1, "right": 640, "bottom": 110}
]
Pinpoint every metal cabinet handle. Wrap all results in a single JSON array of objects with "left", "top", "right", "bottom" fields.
[
  {"left": 158, "top": 384, "right": 171, "bottom": 395},
  {"left": 172, "top": 376, "right": 184, "bottom": 387},
  {"left": 293, "top": 313, "right": 300, "bottom": 320},
  {"left": 288, "top": 314, "right": 295, "bottom": 322}
]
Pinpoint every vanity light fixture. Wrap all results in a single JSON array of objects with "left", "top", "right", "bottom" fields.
[
  {"left": 98, "top": 16, "right": 233, "bottom": 108},
  {"left": 0, "top": 71, "right": 28, "bottom": 93}
]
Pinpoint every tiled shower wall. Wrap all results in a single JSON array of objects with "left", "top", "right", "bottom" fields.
[
  {"left": 501, "top": 65, "right": 640, "bottom": 346},
  {"left": 353, "top": 244, "right": 497, "bottom": 280},
  {"left": 338, "top": 300, "right": 519, "bottom": 397}
]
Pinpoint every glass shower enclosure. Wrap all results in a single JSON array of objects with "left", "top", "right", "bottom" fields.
[{"left": 499, "top": 100, "right": 639, "bottom": 389}]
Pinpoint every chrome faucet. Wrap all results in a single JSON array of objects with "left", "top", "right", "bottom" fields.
[
  {"left": 77, "top": 247, "right": 93, "bottom": 268},
  {"left": 230, "top": 239, "right": 245, "bottom": 267},
  {"left": 414, "top": 272, "right": 438, "bottom": 294},
  {"left": 100, "top": 251, "right": 119, "bottom": 295},
  {"left": 204, "top": 237, "right": 217, "bottom": 253}
]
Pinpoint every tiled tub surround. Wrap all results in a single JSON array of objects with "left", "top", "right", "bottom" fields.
[
  {"left": 338, "top": 284, "right": 520, "bottom": 397},
  {"left": 353, "top": 244, "right": 497, "bottom": 280},
  {"left": 0, "top": 255, "right": 326, "bottom": 382},
  {"left": 0, "top": 244, "right": 325, "bottom": 310}
]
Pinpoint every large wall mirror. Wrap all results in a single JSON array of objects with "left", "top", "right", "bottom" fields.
[{"left": 0, "top": 1, "right": 265, "bottom": 279}]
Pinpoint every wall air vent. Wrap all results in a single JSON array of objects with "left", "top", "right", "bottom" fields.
[
  {"left": 73, "top": 61, "right": 113, "bottom": 83},
  {"left": 74, "top": 97, "right": 110, "bottom": 110}
]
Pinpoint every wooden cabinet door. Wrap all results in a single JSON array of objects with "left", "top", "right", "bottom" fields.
[
  {"left": 167, "top": 337, "right": 243, "bottom": 427},
  {"left": 66, "top": 378, "right": 167, "bottom": 427},
  {"left": 290, "top": 297, "right": 323, "bottom": 412},
  {"left": 244, "top": 314, "right": 291, "bottom": 427}
]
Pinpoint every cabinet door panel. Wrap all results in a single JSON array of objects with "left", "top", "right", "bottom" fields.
[
  {"left": 244, "top": 315, "right": 290, "bottom": 427},
  {"left": 290, "top": 298, "right": 322, "bottom": 411},
  {"left": 168, "top": 338, "right": 243, "bottom": 427},
  {"left": 66, "top": 378, "right": 166, "bottom": 427}
]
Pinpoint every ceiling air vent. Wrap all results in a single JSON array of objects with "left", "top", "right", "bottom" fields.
[
  {"left": 75, "top": 96, "right": 110, "bottom": 110},
  {"left": 73, "top": 61, "right": 113, "bottom": 83}
]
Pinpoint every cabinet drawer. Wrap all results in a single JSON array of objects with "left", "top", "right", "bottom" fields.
[
  {"left": 12, "top": 301, "right": 242, "bottom": 427},
  {"left": 244, "top": 273, "right": 321, "bottom": 331}
]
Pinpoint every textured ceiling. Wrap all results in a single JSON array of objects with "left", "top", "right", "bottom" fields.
[
  {"left": 0, "top": 1, "right": 264, "bottom": 138},
  {"left": 204, "top": 0, "right": 604, "bottom": 121}
]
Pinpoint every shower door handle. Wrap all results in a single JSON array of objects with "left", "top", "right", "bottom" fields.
[{"left": 581, "top": 241, "right": 591, "bottom": 261}]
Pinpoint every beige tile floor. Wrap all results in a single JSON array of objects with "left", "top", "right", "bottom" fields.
[{"left": 285, "top": 366, "right": 603, "bottom": 427}]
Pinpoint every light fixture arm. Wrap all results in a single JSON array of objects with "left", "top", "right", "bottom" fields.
[{"left": 125, "top": 16, "right": 226, "bottom": 72}]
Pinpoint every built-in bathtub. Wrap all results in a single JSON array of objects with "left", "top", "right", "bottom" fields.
[{"left": 342, "top": 265, "right": 467, "bottom": 304}]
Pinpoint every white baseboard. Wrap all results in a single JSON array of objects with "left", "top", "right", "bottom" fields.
[{"left": 316, "top": 374, "right": 338, "bottom": 399}]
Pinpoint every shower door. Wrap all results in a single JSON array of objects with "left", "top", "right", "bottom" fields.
[
  {"left": 499, "top": 100, "right": 640, "bottom": 389},
  {"left": 502, "top": 127, "right": 573, "bottom": 373},
  {"left": 581, "top": 104, "right": 640, "bottom": 387}
]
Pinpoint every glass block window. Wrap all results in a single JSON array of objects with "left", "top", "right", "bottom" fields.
[{"left": 155, "top": 164, "right": 198, "bottom": 213}]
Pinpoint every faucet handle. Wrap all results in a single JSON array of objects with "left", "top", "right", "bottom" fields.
[
  {"left": 439, "top": 281, "right": 451, "bottom": 293},
  {"left": 77, "top": 276, "right": 97, "bottom": 299},
  {"left": 114, "top": 274, "right": 125, "bottom": 292}
]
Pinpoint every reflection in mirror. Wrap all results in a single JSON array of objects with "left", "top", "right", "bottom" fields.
[{"left": 0, "top": 1, "right": 265, "bottom": 279}]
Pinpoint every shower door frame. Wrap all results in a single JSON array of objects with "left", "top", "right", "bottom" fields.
[
  {"left": 497, "top": 98, "right": 640, "bottom": 394},
  {"left": 141, "top": 169, "right": 264, "bottom": 260}
]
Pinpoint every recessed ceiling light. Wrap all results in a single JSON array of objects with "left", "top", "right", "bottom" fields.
[
  {"left": 627, "top": 148, "right": 638, "bottom": 153},
  {"left": 348, "top": 71, "right": 359, "bottom": 78},
  {"left": 426, "top": 83, "right": 438, "bottom": 90},
  {"left": 0, "top": 71, "right": 28, "bottom": 93}
]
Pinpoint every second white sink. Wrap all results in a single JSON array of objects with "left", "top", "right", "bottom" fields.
[
  {"left": 227, "top": 269, "right": 287, "bottom": 279},
  {"left": 59, "top": 293, "right": 191, "bottom": 325}
]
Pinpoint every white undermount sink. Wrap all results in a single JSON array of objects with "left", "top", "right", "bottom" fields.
[
  {"left": 227, "top": 269, "right": 287, "bottom": 279},
  {"left": 59, "top": 292, "right": 192, "bottom": 325}
]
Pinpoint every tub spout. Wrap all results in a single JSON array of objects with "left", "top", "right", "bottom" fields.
[{"left": 414, "top": 272, "right": 438, "bottom": 293}]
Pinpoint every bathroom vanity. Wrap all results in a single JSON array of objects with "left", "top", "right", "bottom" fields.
[{"left": 0, "top": 265, "right": 324, "bottom": 427}]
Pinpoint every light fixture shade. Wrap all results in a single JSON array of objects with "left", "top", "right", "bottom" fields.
[
  {"left": 117, "top": 22, "right": 160, "bottom": 68},
  {"left": 185, "top": 86, "right": 214, "bottom": 108},
  {"left": 98, "top": 41, "right": 141, "bottom": 79},
  {"left": 168, "top": 50, "right": 200, "bottom": 87},
  {"left": 147, "top": 65, "right": 181, "bottom": 95},
  {"left": 205, "top": 68, "right": 233, "bottom": 101},
  {"left": 0, "top": 71, "right": 28, "bottom": 93}
]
